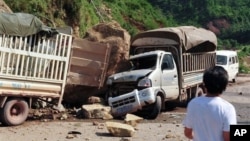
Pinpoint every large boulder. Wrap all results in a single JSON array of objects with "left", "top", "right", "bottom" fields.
[
  {"left": 0, "top": 0, "right": 12, "bottom": 13},
  {"left": 84, "top": 20, "right": 131, "bottom": 76}
]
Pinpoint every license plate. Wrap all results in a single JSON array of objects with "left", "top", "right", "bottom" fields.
[{"left": 115, "top": 104, "right": 133, "bottom": 115}]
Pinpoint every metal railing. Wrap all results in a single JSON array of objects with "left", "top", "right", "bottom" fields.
[
  {"left": 0, "top": 33, "right": 72, "bottom": 83},
  {"left": 182, "top": 52, "right": 216, "bottom": 74}
]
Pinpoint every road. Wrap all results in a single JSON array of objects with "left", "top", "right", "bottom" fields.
[{"left": 0, "top": 75, "right": 250, "bottom": 141}]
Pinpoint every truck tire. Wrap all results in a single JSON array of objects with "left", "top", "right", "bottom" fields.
[
  {"left": 190, "top": 87, "right": 204, "bottom": 100},
  {"left": 146, "top": 96, "right": 161, "bottom": 119},
  {"left": 193, "top": 87, "right": 203, "bottom": 98},
  {"left": 0, "top": 98, "right": 29, "bottom": 126}
]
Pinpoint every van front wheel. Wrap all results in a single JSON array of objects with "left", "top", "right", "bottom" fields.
[
  {"left": 146, "top": 96, "right": 162, "bottom": 119},
  {"left": 0, "top": 98, "right": 29, "bottom": 126}
]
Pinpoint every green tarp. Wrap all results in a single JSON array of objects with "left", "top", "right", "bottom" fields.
[{"left": 0, "top": 12, "right": 58, "bottom": 37}]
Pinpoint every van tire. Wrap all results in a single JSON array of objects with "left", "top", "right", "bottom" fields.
[
  {"left": 232, "top": 79, "right": 236, "bottom": 83},
  {"left": 0, "top": 98, "right": 29, "bottom": 126},
  {"left": 146, "top": 96, "right": 161, "bottom": 119}
]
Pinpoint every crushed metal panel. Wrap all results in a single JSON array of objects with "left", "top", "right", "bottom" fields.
[{"left": 67, "top": 38, "right": 110, "bottom": 87}]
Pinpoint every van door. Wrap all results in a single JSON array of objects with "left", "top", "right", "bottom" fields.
[
  {"left": 160, "top": 54, "right": 179, "bottom": 99},
  {"left": 228, "top": 56, "right": 239, "bottom": 82}
]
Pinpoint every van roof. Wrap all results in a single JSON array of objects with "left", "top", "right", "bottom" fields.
[{"left": 216, "top": 50, "right": 237, "bottom": 56}]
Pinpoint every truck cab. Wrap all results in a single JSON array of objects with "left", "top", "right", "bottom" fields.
[{"left": 106, "top": 50, "right": 179, "bottom": 118}]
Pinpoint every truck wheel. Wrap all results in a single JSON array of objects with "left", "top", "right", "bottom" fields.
[
  {"left": 0, "top": 98, "right": 29, "bottom": 126},
  {"left": 146, "top": 96, "right": 161, "bottom": 119},
  {"left": 193, "top": 87, "right": 203, "bottom": 98}
]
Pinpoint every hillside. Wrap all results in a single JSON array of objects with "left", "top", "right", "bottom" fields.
[{"left": 2, "top": 0, "right": 250, "bottom": 72}]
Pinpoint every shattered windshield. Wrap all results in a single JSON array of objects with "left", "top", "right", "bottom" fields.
[
  {"left": 216, "top": 55, "right": 227, "bottom": 65},
  {"left": 130, "top": 54, "right": 157, "bottom": 70}
]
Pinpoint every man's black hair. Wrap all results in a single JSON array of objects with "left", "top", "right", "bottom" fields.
[{"left": 203, "top": 66, "right": 228, "bottom": 94}]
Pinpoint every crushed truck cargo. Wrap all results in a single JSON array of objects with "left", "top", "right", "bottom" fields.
[
  {"left": 0, "top": 13, "right": 110, "bottom": 126},
  {"left": 106, "top": 26, "right": 217, "bottom": 119}
]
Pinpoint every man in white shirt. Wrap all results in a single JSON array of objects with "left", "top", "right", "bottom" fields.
[{"left": 183, "top": 66, "right": 237, "bottom": 141}]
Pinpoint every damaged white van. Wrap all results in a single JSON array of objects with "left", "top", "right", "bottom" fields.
[{"left": 216, "top": 50, "right": 239, "bottom": 82}]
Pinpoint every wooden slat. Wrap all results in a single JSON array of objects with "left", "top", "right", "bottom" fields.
[
  {"left": 67, "top": 72, "right": 101, "bottom": 87},
  {"left": 70, "top": 57, "right": 103, "bottom": 68},
  {"left": 72, "top": 38, "right": 108, "bottom": 54},
  {"left": 69, "top": 65, "right": 103, "bottom": 76},
  {"left": 68, "top": 37, "right": 111, "bottom": 87},
  {"left": 72, "top": 47, "right": 106, "bottom": 62}
]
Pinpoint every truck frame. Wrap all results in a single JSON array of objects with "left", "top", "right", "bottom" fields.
[{"left": 106, "top": 26, "right": 217, "bottom": 119}]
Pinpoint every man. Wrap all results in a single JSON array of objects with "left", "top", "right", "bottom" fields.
[{"left": 183, "top": 66, "right": 237, "bottom": 141}]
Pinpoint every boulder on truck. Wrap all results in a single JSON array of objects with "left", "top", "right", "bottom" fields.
[
  {"left": 106, "top": 26, "right": 217, "bottom": 119},
  {"left": 0, "top": 13, "right": 110, "bottom": 126}
]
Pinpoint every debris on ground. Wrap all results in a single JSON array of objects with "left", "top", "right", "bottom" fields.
[
  {"left": 105, "top": 113, "right": 143, "bottom": 137},
  {"left": 124, "top": 114, "right": 143, "bottom": 127},
  {"left": 66, "top": 131, "right": 82, "bottom": 139},
  {"left": 81, "top": 104, "right": 113, "bottom": 119},
  {"left": 87, "top": 96, "right": 106, "bottom": 104},
  {"left": 106, "top": 121, "right": 135, "bottom": 137}
]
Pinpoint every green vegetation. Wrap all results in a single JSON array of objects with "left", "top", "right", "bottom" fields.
[{"left": 4, "top": 0, "right": 250, "bottom": 72}]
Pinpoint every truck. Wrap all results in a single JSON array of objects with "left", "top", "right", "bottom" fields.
[
  {"left": 0, "top": 13, "right": 110, "bottom": 126},
  {"left": 106, "top": 26, "right": 217, "bottom": 119}
]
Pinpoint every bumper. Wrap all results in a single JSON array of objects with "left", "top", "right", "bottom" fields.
[{"left": 108, "top": 88, "right": 156, "bottom": 116}]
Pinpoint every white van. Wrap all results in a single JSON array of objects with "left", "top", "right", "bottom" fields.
[{"left": 216, "top": 50, "right": 239, "bottom": 82}]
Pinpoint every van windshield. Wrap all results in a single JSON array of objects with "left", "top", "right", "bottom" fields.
[
  {"left": 216, "top": 55, "right": 227, "bottom": 65},
  {"left": 130, "top": 55, "right": 157, "bottom": 70}
]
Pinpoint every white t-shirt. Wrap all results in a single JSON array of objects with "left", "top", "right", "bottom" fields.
[{"left": 183, "top": 96, "right": 237, "bottom": 141}]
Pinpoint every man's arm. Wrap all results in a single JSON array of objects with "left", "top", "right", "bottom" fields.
[
  {"left": 223, "top": 131, "right": 230, "bottom": 141},
  {"left": 184, "top": 127, "right": 193, "bottom": 139}
]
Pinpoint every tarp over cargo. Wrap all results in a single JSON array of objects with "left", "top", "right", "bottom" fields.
[
  {"left": 0, "top": 12, "right": 58, "bottom": 37},
  {"left": 131, "top": 26, "right": 217, "bottom": 53}
]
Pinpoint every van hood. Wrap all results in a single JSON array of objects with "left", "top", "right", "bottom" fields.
[{"left": 108, "top": 69, "right": 152, "bottom": 83}]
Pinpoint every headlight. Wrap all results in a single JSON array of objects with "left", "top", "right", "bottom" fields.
[
  {"left": 138, "top": 77, "right": 152, "bottom": 87},
  {"left": 106, "top": 78, "right": 112, "bottom": 85}
]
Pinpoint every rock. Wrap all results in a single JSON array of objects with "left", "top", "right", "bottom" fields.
[
  {"left": 92, "top": 121, "right": 99, "bottom": 126},
  {"left": 98, "top": 123, "right": 105, "bottom": 129},
  {"left": 53, "top": 104, "right": 66, "bottom": 112},
  {"left": 120, "top": 138, "right": 131, "bottom": 141},
  {"left": 33, "top": 110, "right": 43, "bottom": 117},
  {"left": 165, "top": 134, "right": 175, "bottom": 138},
  {"left": 124, "top": 114, "right": 143, "bottom": 127},
  {"left": 86, "top": 21, "right": 131, "bottom": 76},
  {"left": 66, "top": 134, "right": 75, "bottom": 139},
  {"left": 60, "top": 113, "right": 68, "bottom": 120},
  {"left": 106, "top": 121, "right": 135, "bottom": 137},
  {"left": 103, "top": 112, "right": 113, "bottom": 120},
  {"left": 82, "top": 104, "right": 113, "bottom": 119},
  {"left": 0, "top": 0, "right": 12, "bottom": 13},
  {"left": 87, "top": 96, "right": 105, "bottom": 104}
]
